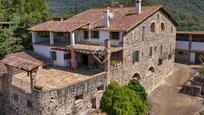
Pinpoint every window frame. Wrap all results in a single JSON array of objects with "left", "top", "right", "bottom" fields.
[
  {"left": 133, "top": 51, "right": 140, "bottom": 63},
  {"left": 51, "top": 51, "right": 57, "bottom": 61},
  {"left": 84, "top": 31, "right": 89, "bottom": 39},
  {"left": 91, "top": 31, "right": 99, "bottom": 39},
  {"left": 141, "top": 25, "right": 146, "bottom": 41},
  {"left": 161, "top": 23, "right": 165, "bottom": 31},
  {"left": 148, "top": 47, "right": 153, "bottom": 58},
  {"left": 110, "top": 32, "right": 120, "bottom": 40},
  {"left": 150, "top": 23, "right": 156, "bottom": 33},
  {"left": 64, "top": 53, "right": 71, "bottom": 60}
]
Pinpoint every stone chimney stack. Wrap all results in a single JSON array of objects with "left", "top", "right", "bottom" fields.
[
  {"left": 134, "top": 0, "right": 142, "bottom": 14},
  {"left": 104, "top": 7, "right": 114, "bottom": 28}
]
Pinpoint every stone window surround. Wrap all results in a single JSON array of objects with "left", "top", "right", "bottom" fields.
[
  {"left": 141, "top": 25, "right": 146, "bottom": 41},
  {"left": 150, "top": 22, "right": 156, "bottom": 33},
  {"left": 161, "top": 22, "right": 166, "bottom": 32}
]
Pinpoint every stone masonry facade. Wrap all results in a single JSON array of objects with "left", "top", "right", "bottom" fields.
[
  {"left": 0, "top": 7, "right": 176, "bottom": 115},
  {"left": 2, "top": 72, "right": 107, "bottom": 115},
  {"left": 110, "top": 11, "right": 176, "bottom": 93}
]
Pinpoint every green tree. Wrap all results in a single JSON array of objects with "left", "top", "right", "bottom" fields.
[
  {"left": 0, "top": 0, "right": 50, "bottom": 57},
  {"left": 0, "top": 27, "right": 23, "bottom": 58},
  {"left": 128, "top": 80, "right": 148, "bottom": 103},
  {"left": 101, "top": 81, "right": 148, "bottom": 115}
]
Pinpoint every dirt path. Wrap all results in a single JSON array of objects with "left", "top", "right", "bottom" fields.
[{"left": 149, "top": 63, "right": 204, "bottom": 115}]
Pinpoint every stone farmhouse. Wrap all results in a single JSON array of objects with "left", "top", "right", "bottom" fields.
[
  {"left": 176, "top": 31, "right": 204, "bottom": 64},
  {"left": 0, "top": 0, "right": 177, "bottom": 115}
]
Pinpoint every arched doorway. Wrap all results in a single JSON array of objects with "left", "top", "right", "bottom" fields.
[
  {"left": 148, "top": 66, "right": 155, "bottom": 73},
  {"left": 132, "top": 73, "right": 141, "bottom": 80}
]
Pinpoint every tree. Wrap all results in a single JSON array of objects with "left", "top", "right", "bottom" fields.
[
  {"left": 0, "top": 27, "right": 23, "bottom": 58},
  {"left": 0, "top": 0, "right": 50, "bottom": 57},
  {"left": 101, "top": 81, "right": 148, "bottom": 115},
  {"left": 128, "top": 80, "right": 148, "bottom": 103}
]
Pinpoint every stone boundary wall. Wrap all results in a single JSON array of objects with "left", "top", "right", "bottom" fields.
[{"left": 6, "top": 72, "right": 107, "bottom": 115}]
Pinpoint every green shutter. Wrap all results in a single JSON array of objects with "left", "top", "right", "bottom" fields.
[
  {"left": 133, "top": 51, "right": 139, "bottom": 63},
  {"left": 149, "top": 47, "right": 152, "bottom": 58}
]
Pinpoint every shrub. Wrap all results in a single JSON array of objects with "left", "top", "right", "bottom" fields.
[
  {"left": 128, "top": 80, "right": 148, "bottom": 103},
  {"left": 101, "top": 81, "right": 148, "bottom": 115},
  {"left": 34, "top": 84, "right": 43, "bottom": 90},
  {"left": 199, "top": 67, "right": 204, "bottom": 74},
  {"left": 199, "top": 55, "right": 204, "bottom": 63}
]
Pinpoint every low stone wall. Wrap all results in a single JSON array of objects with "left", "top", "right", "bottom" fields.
[
  {"left": 181, "top": 73, "right": 204, "bottom": 97},
  {"left": 5, "top": 72, "right": 107, "bottom": 115},
  {"left": 182, "top": 82, "right": 201, "bottom": 97}
]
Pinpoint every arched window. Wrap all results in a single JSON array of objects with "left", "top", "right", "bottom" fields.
[
  {"left": 150, "top": 23, "right": 156, "bottom": 32},
  {"left": 161, "top": 23, "right": 165, "bottom": 31},
  {"left": 157, "top": 14, "right": 160, "bottom": 20},
  {"left": 171, "top": 26, "right": 173, "bottom": 33},
  {"left": 148, "top": 66, "right": 155, "bottom": 73},
  {"left": 132, "top": 73, "right": 141, "bottom": 80}
]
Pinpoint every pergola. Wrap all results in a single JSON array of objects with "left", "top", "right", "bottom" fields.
[{"left": 1, "top": 51, "right": 49, "bottom": 92}]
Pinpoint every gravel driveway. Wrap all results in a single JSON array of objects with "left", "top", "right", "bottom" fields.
[{"left": 149, "top": 63, "right": 204, "bottom": 115}]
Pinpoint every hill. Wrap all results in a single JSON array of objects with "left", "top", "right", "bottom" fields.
[{"left": 45, "top": 0, "right": 204, "bottom": 31}]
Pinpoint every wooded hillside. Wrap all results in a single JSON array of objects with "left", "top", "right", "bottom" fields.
[{"left": 45, "top": 0, "right": 204, "bottom": 31}]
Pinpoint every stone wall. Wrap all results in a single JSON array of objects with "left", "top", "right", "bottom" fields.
[
  {"left": 6, "top": 72, "right": 107, "bottom": 115},
  {"left": 122, "top": 10, "right": 176, "bottom": 93}
]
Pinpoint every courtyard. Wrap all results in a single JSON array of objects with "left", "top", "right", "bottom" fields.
[{"left": 149, "top": 63, "right": 204, "bottom": 115}]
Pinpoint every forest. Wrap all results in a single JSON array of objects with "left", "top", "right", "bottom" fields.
[{"left": 45, "top": 0, "right": 204, "bottom": 31}]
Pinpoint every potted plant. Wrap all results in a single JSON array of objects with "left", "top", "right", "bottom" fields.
[
  {"left": 34, "top": 84, "right": 43, "bottom": 91},
  {"left": 199, "top": 55, "right": 204, "bottom": 65}
]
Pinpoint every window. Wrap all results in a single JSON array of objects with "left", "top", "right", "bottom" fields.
[
  {"left": 97, "top": 85, "right": 104, "bottom": 91},
  {"left": 148, "top": 47, "right": 153, "bottom": 58},
  {"left": 142, "top": 52, "right": 144, "bottom": 58},
  {"left": 27, "top": 100, "right": 33, "bottom": 108},
  {"left": 64, "top": 54, "right": 71, "bottom": 60},
  {"left": 171, "top": 26, "right": 173, "bottom": 33},
  {"left": 38, "top": 32, "right": 49, "bottom": 37},
  {"left": 148, "top": 66, "right": 155, "bottom": 73},
  {"left": 84, "top": 31, "right": 89, "bottom": 39},
  {"left": 56, "top": 32, "right": 64, "bottom": 37},
  {"left": 75, "top": 94, "right": 83, "bottom": 100},
  {"left": 157, "top": 14, "right": 160, "bottom": 20},
  {"left": 133, "top": 51, "right": 139, "bottom": 63},
  {"left": 14, "top": 94, "right": 19, "bottom": 102},
  {"left": 110, "top": 32, "right": 120, "bottom": 40},
  {"left": 91, "top": 31, "right": 99, "bottom": 38},
  {"left": 160, "top": 46, "right": 163, "bottom": 57},
  {"left": 132, "top": 73, "right": 141, "bottom": 80},
  {"left": 178, "top": 51, "right": 184, "bottom": 55},
  {"left": 51, "top": 51, "right": 57, "bottom": 61},
  {"left": 176, "top": 35, "right": 189, "bottom": 41},
  {"left": 150, "top": 23, "right": 156, "bottom": 32},
  {"left": 142, "top": 26, "right": 145, "bottom": 41},
  {"left": 161, "top": 23, "right": 165, "bottom": 31},
  {"left": 154, "top": 46, "right": 157, "bottom": 51},
  {"left": 192, "top": 35, "right": 204, "bottom": 42}
]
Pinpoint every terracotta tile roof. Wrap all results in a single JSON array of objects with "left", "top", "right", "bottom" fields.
[
  {"left": 29, "top": 5, "right": 177, "bottom": 32},
  {"left": 28, "top": 21, "right": 89, "bottom": 32},
  {"left": 0, "top": 62, "right": 7, "bottom": 76},
  {"left": 2, "top": 51, "right": 49, "bottom": 72},
  {"left": 177, "top": 31, "right": 204, "bottom": 35}
]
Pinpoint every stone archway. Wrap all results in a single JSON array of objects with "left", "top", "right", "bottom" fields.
[
  {"left": 148, "top": 66, "right": 155, "bottom": 73},
  {"left": 132, "top": 73, "right": 141, "bottom": 80}
]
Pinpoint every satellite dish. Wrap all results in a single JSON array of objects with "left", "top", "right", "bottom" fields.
[{"left": 109, "top": 13, "right": 114, "bottom": 19}]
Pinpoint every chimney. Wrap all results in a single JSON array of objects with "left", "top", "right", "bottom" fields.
[
  {"left": 104, "top": 7, "right": 114, "bottom": 28},
  {"left": 134, "top": 0, "right": 142, "bottom": 14}
]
